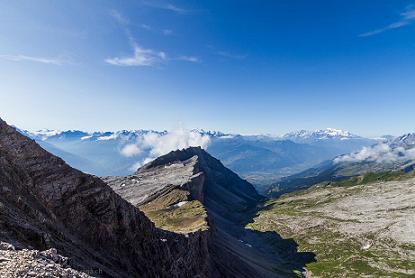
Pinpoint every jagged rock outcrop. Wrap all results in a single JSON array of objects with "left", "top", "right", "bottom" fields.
[
  {"left": 105, "top": 147, "right": 262, "bottom": 223},
  {"left": 104, "top": 147, "right": 307, "bottom": 277},
  {"left": 0, "top": 118, "right": 215, "bottom": 277}
]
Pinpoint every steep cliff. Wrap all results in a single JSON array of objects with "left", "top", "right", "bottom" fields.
[
  {"left": 0, "top": 118, "right": 215, "bottom": 277},
  {"left": 104, "top": 147, "right": 307, "bottom": 277}
]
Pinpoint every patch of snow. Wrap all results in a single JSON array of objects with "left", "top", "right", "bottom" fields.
[
  {"left": 283, "top": 128, "right": 359, "bottom": 142},
  {"left": 31, "top": 129, "right": 62, "bottom": 140},
  {"left": 362, "top": 242, "right": 372, "bottom": 250},
  {"left": 81, "top": 135, "right": 93, "bottom": 140},
  {"left": 173, "top": 201, "right": 188, "bottom": 208},
  {"left": 97, "top": 133, "right": 118, "bottom": 141}
]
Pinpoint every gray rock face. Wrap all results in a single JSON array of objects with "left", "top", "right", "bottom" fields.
[
  {"left": 105, "top": 147, "right": 263, "bottom": 223},
  {"left": 104, "top": 147, "right": 309, "bottom": 278},
  {"left": 143, "top": 148, "right": 262, "bottom": 216},
  {"left": 0, "top": 118, "right": 214, "bottom": 277},
  {"left": 104, "top": 156, "right": 200, "bottom": 207}
]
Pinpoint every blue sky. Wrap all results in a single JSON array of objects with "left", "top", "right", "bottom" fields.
[{"left": 1, "top": 0, "right": 415, "bottom": 137}]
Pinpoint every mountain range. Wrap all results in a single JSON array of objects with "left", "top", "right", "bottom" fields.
[
  {"left": 17, "top": 127, "right": 379, "bottom": 192},
  {"left": 268, "top": 133, "right": 415, "bottom": 196}
]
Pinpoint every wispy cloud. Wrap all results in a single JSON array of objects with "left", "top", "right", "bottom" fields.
[
  {"left": 107, "top": 9, "right": 198, "bottom": 67},
  {"left": 140, "top": 24, "right": 152, "bottom": 31},
  {"left": 216, "top": 51, "right": 247, "bottom": 60},
  {"left": 0, "top": 54, "right": 70, "bottom": 65},
  {"left": 177, "top": 56, "right": 200, "bottom": 63},
  {"left": 106, "top": 45, "right": 167, "bottom": 67},
  {"left": 142, "top": 1, "right": 189, "bottom": 14},
  {"left": 162, "top": 29, "right": 173, "bottom": 36},
  {"left": 109, "top": 9, "right": 129, "bottom": 25},
  {"left": 139, "top": 24, "right": 174, "bottom": 36},
  {"left": 360, "top": 7, "right": 415, "bottom": 37}
]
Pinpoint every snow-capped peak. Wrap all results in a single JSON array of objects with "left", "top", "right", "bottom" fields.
[
  {"left": 191, "top": 129, "right": 230, "bottom": 138},
  {"left": 283, "top": 128, "right": 359, "bottom": 142},
  {"left": 391, "top": 133, "right": 415, "bottom": 148},
  {"left": 30, "top": 129, "right": 62, "bottom": 140}
]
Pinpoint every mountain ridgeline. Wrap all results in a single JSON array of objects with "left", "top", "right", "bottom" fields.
[
  {"left": 0, "top": 118, "right": 314, "bottom": 277},
  {"left": 268, "top": 133, "right": 415, "bottom": 196},
  {"left": 0, "top": 118, "right": 218, "bottom": 277},
  {"left": 19, "top": 127, "right": 378, "bottom": 192},
  {"left": 103, "top": 147, "right": 314, "bottom": 277}
]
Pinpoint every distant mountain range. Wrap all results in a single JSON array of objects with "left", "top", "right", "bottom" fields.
[
  {"left": 282, "top": 128, "right": 361, "bottom": 142},
  {"left": 268, "top": 133, "right": 415, "bottom": 196},
  {"left": 18, "top": 127, "right": 380, "bottom": 192}
]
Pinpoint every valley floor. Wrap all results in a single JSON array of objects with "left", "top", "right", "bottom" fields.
[{"left": 247, "top": 177, "right": 415, "bottom": 277}]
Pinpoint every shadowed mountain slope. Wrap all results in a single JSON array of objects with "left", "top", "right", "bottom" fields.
[{"left": 0, "top": 118, "right": 215, "bottom": 277}]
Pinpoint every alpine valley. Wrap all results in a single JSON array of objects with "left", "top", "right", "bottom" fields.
[{"left": 1, "top": 118, "right": 413, "bottom": 277}]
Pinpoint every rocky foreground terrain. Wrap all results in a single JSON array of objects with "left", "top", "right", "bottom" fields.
[
  {"left": 0, "top": 243, "right": 92, "bottom": 277},
  {"left": 248, "top": 174, "right": 415, "bottom": 277}
]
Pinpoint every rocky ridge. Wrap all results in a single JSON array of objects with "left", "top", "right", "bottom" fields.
[
  {"left": 0, "top": 118, "right": 215, "bottom": 277},
  {"left": 104, "top": 147, "right": 313, "bottom": 277}
]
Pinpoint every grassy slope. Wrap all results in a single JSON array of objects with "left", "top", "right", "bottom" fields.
[
  {"left": 248, "top": 171, "right": 415, "bottom": 277},
  {"left": 142, "top": 200, "right": 208, "bottom": 234},
  {"left": 138, "top": 188, "right": 209, "bottom": 234}
]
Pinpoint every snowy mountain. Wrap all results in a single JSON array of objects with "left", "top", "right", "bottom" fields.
[
  {"left": 390, "top": 133, "right": 415, "bottom": 148},
  {"left": 22, "top": 129, "right": 166, "bottom": 142},
  {"left": 282, "top": 128, "right": 360, "bottom": 143},
  {"left": 19, "top": 127, "right": 377, "bottom": 191},
  {"left": 269, "top": 132, "right": 415, "bottom": 196}
]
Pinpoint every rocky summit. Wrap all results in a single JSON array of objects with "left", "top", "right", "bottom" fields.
[{"left": 104, "top": 147, "right": 314, "bottom": 277}]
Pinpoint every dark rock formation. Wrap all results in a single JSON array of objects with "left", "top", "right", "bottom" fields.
[{"left": 0, "top": 118, "right": 215, "bottom": 277}]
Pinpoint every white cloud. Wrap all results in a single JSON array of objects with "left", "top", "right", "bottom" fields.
[
  {"left": 143, "top": 128, "right": 210, "bottom": 160},
  {"left": 165, "top": 4, "right": 187, "bottom": 13},
  {"left": 106, "top": 45, "right": 167, "bottom": 66},
  {"left": 120, "top": 127, "right": 210, "bottom": 169},
  {"left": 177, "top": 56, "right": 200, "bottom": 63},
  {"left": 121, "top": 144, "right": 142, "bottom": 157},
  {"left": 162, "top": 29, "right": 173, "bottom": 36},
  {"left": 97, "top": 133, "right": 118, "bottom": 141},
  {"left": 108, "top": 10, "right": 195, "bottom": 67},
  {"left": 129, "top": 161, "right": 143, "bottom": 172},
  {"left": 360, "top": 8, "right": 415, "bottom": 37},
  {"left": 109, "top": 10, "right": 129, "bottom": 25},
  {"left": 334, "top": 143, "right": 415, "bottom": 164},
  {"left": 0, "top": 54, "right": 70, "bottom": 65},
  {"left": 140, "top": 24, "right": 152, "bottom": 30},
  {"left": 142, "top": 1, "right": 189, "bottom": 14}
]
